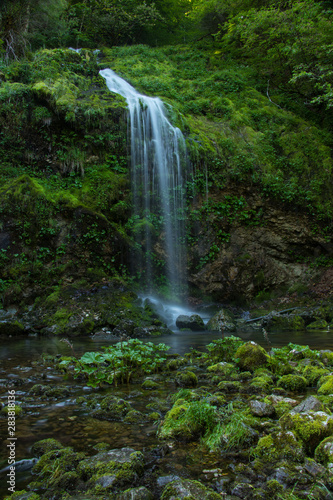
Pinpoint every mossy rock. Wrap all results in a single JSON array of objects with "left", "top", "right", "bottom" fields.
[
  {"left": 280, "top": 411, "right": 333, "bottom": 454},
  {"left": 93, "top": 396, "right": 132, "bottom": 421},
  {"left": 77, "top": 447, "right": 144, "bottom": 488},
  {"left": 302, "top": 365, "right": 329, "bottom": 386},
  {"left": 32, "top": 447, "right": 86, "bottom": 485},
  {"left": 161, "top": 479, "right": 221, "bottom": 499},
  {"left": 31, "top": 438, "right": 64, "bottom": 458},
  {"left": 314, "top": 436, "right": 333, "bottom": 465},
  {"left": 250, "top": 375, "right": 273, "bottom": 392},
  {"left": 0, "top": 320, "right": 25, "bottom": 336},
  {"left": 206, "top": 308, "right": 236, "bottom": 332},
  {"left": 175, "top": 370, "right": 198, "bottom": 387},
  {"left": 217, "top": 380, "right": 242, "bottom": 393},
  {"left": 253, "top": 430, "right": 304, "bottom": 463},
  {"left": 118, "top": 487, "right": 154, "bottom": 499},
  {"left": 306, "top": 319, "right": 329, "bottom": 330},
  {"left": 166, "top": 357, "right": 187, "bottom": 370},
  {"left": 141, "top": 379, "right": 160, "bottom": 390},
  {"left": 124, "top": 410, "right": 146, "bottom": 423},
  {"left": 317, "top": 375, "right": 333, "bottom": 395},
  {"left": 235, "top": 341, "right": 268, "bottom": 371},
  {"left": 1, "top": 404, "right": 23, "bottom": 417},
  {"left": 176, "top": 314, "right": 205, "bottom": 331},
  {"left": 277, "top": 374, "right": 307, "bottom": 391},
  {"left": 206, "top": 362, "right": 235, "bottom": 375}
]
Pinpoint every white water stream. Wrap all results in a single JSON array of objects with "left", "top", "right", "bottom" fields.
[{"left": 100, "top": 69, "right": 187, "bottom": 298}]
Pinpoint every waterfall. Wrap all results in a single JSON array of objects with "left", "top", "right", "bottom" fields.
[{"left": 100, "top": 68, "right": 187, "bottom": 298}]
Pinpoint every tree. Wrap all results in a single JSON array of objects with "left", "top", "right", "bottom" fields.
[
  {"left": 0, "top": 0, "right": 67, "bottom": 60},
  {"left": 65, "top": 0, "right": 164, "bottom": 48}
]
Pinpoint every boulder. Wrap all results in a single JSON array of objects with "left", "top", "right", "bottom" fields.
[
  {"left": 206, "top": 309, "right": 236, "bottom": 332},
  {"left": 161, "top": 479, "right": 221, "bottom": 499},
  {"left": 176, "top": 314, "right": 205, "bottom": 331},
  {"left": 249, "top": 400, "right": 275, "bottom": 417},
  {"left": 235, "top": 341, "right": 268, "bottom": 371}
]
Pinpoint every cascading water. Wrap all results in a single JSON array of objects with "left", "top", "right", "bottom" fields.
[{"left": 100, "top": 68, "right": 187, "bottom": 299}]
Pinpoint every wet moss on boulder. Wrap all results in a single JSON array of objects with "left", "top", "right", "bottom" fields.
[
  {"left": 314, "top": 436, "right": 333, "bottom": 465},
  {"left": 31, "top": 438, "right": 64, "bottom": 458},
  {"left": 253, "top": 430, "right": 304, "bottom": 463},
  {"left": 277, "top": 374, "right": 307, "bottom": 391},
  {"left": 280, "top": 410, "right": 333, "bottom": 454},
  {"left": 235, "top": 341, "right": 268, "bottom": 371},
  {"left": 175, "top": 370, "right": 198, "bottom": 387},
  {"left": 161, "top": 479, "right": 221, "bottom": 499}
]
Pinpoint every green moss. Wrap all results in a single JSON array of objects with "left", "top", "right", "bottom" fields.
[
  {"left": 318, "top": 375, "right": 333, "bottom": 395},
  {"left": 158, "top": 399, "right": 218, "bottom": 442},
  {"left": 207, "top": 362, "right": 235, "bottom": 375},
  {"left": 277, "top": 374, "right": 307, "bottom": 391},
  {"left": 250, "top": 375, "right": 273, "bottom": 392},
  {"left": 141, "top": 379, "right": 160, "bottom": 390},
  {"left": 31, "top": 438, "right": 63, "bottom": 457},
  {"left": 175, "top": 370, "right": 198, "bottom": 387},
  {"left": 253, "top": 431, "right": 304, "bottom": 462},
  {"left": 1, "top": 405, "right": 23, "bottom": 417},
  {"left": 235, "top": 341, "right": 268, "bottom": 371},
  {"left": 160, "top": 479, "right": 221, "bottom": 499},
  {"left": 302, "top": 365, "right": 329, "bottom": 386},
  {"left": 314, "top": 436, "right": 333, "bottom": 465},
  {"left": 306, "top": 319, "right": 329, "bottom": 330},
  {"left": 280, "top": 411, "right": 333, "bottom": 454},
  {"left": 124, "top": 410, "right": 145, "bottom": 423}
]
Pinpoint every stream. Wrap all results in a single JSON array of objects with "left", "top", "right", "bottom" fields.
[{"left": 1, "top": 328, "right": 333, "bottom": 498}]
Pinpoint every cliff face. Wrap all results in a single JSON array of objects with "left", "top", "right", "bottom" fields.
[
  {"left": 189, "top": 195, "right": 329, "bottom": 301},
  {"left": 0, "top": 46, "right": 332, "bottom": 309}
]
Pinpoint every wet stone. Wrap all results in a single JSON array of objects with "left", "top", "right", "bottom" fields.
[
  {"left": 118, "top": 486, "right": 154, "bottom": 499},
  {"left": 304, "top": 458, "right": 326, "bottom": 477},
  {"left": 292, "top": 395, "right": 324, "bottom": 413},
  {"left": 95, "top": 474, "right": 117, "bottom": 488},
  {"left": 249, "top": 400, "right": 275, "bottom": 417},
  {"left": 157, "top": 474, "right": 181, "bottom": 488}
]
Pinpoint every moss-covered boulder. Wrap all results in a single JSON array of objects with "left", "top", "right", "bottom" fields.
[
  {"left": 175, "top": 314, "right": 205, "bottom": 331},
  {"left": 77, "top": 447, "right": 144, "bottom": 490},
  {"left": 158, "top": 399, "right": 217, "bottom": 442},
  {"left": 161, "top": 479, "right": 221, "bottom": 499},
  {"left": 306, "top": 319, "right": 329, "bottom": 330},
  {"left": 235, "top": 341, "right": 268, "bottom": 371},
  {"left": 318, "top": 375, "right": 333, "bottom": 395},
  {"left": 31, "top": 438, "right": 64, "bottom": 458},
  {"left": 250, "top": 375, "right": 273, "bottom": 393},
  {"left": 32, "top": 447, "right": 86, "bottom": 489},
  {"left": 175, "top": 370, "right": 198, "bottom": 387},
  {"left": 249, "top": 400, "right": 275, "bottom": 417},
  {"left": 302, "top": 365, "right": 329, "bottom": 386},
  {"left": 207, "top": 362, "right": 235, "bottom": 376},
  {"left": 206, "top": 308, "right": 236, "bottom": 332},
  {"left": 280, "top": 411, "right": 333, "bottom": 454},
  {"left": 253, "top": 430, "right": 304, "bottom": 463},
  {"left": 118, "top": 487, "right": 154, "bottom": 499},
  {"left": 314, "top": 436, "right": 333, "bottom": 465},
  {"left": 92, "top": 396, "right": 132, "bottom": 421},
  {"left": 277, "top": 374, "right": 307, "bottom": 391},
  {"left": 0, "top": 320, "right": 25, "bottom": 336},
  {"left": 141, "top": 379, "right": 160, "bottom": 390}
]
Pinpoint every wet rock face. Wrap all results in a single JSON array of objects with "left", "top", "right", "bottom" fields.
[{"left": 188, "top": 196, "right": 329, "bottom": 301}]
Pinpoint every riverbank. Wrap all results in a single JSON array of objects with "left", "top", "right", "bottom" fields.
[{"left": 2, "top": 333, "right": 333, "bottom": 499}]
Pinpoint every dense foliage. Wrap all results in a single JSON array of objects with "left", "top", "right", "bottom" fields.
[{"left": 0, "top": 0, "right": 332, "bottom": 302}]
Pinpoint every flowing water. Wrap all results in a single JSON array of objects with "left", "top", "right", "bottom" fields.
[
  {"left": 1, "top": 329, "right": 333, "bottom": 497},
  {"left": 99, "top": 69, "right": 187, "bottom": 298}
]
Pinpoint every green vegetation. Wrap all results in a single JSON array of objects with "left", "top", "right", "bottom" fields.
[
  {"left": 59, "top": 339, "right": 169, "bottom": 387},
  {"left": 0, "top": 0, "right": 332, "bottom": 304}
]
